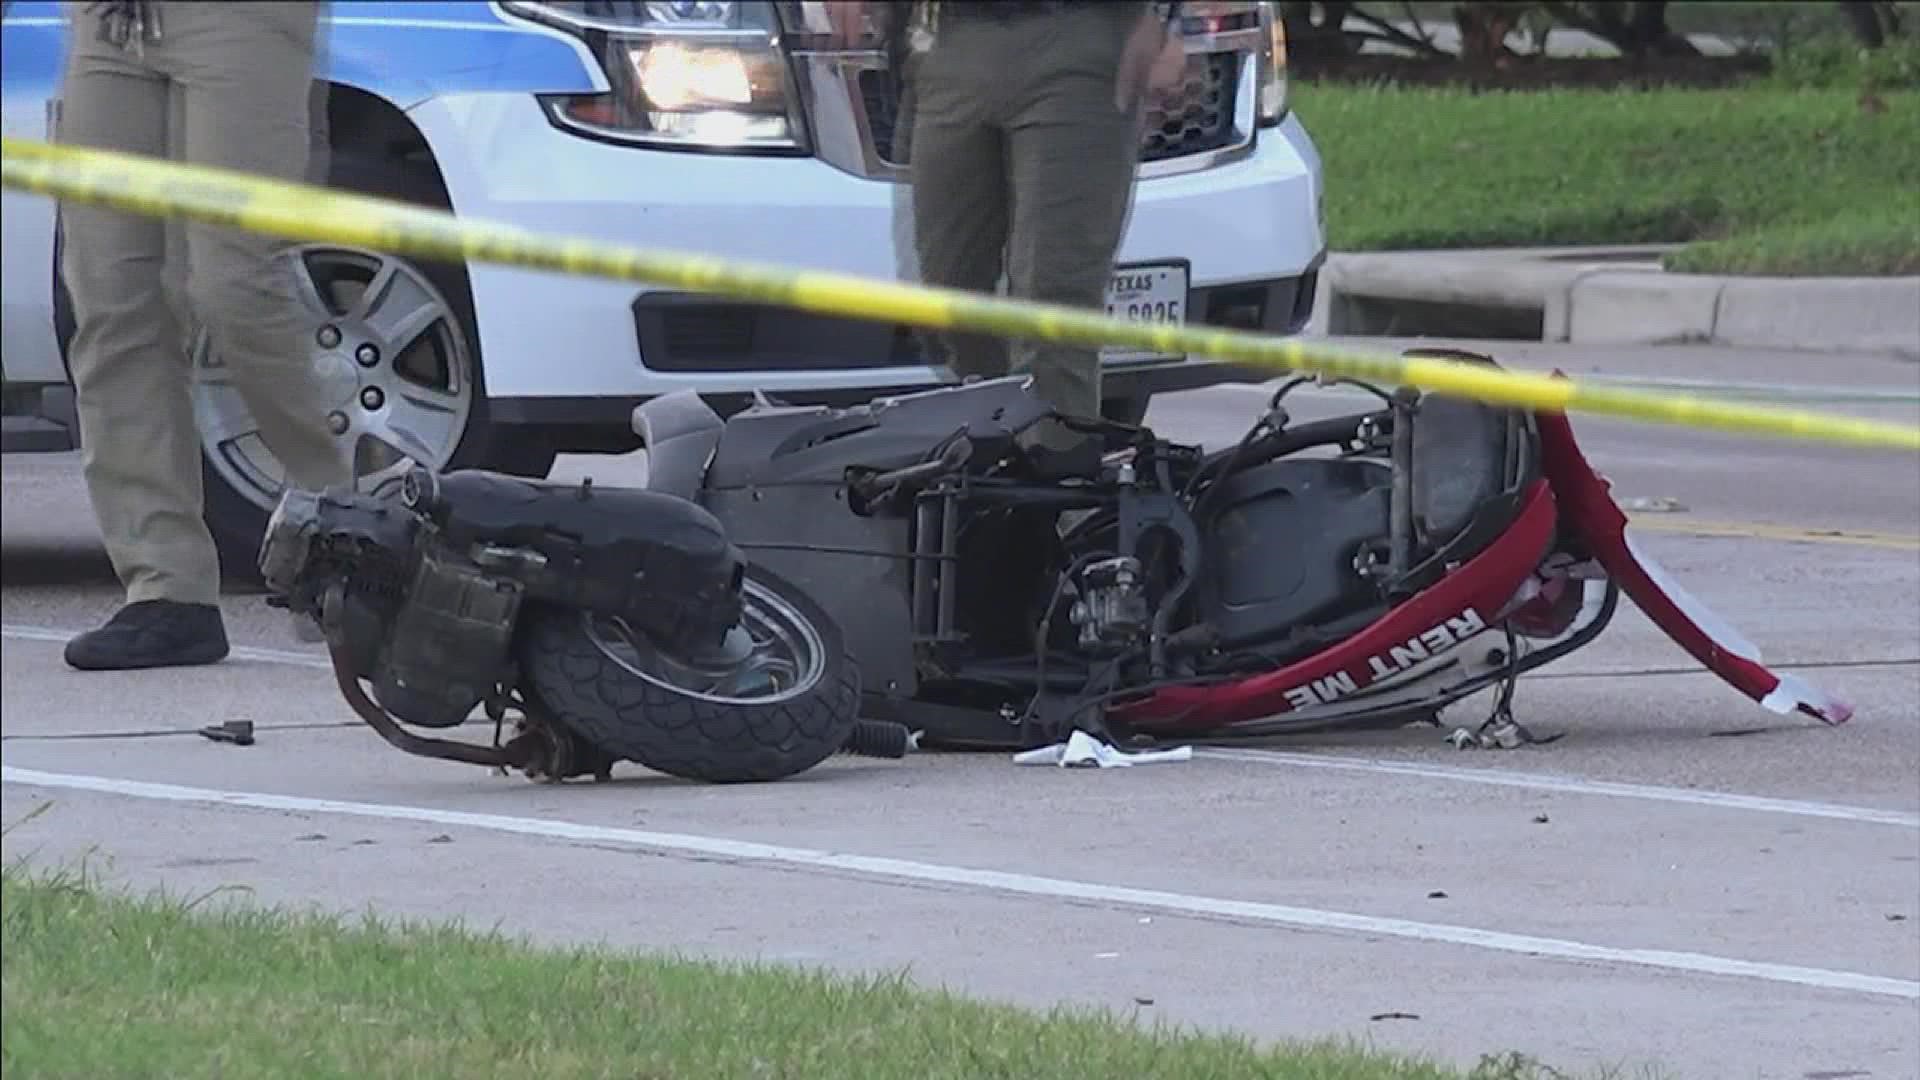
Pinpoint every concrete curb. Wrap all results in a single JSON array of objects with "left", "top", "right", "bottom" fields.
[{"left": 1323, "top": 248, "right": 1920, "bottom": 360}]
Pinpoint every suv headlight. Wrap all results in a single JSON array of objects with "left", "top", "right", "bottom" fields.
[
  {"left": 1256, "top": 2, "right": 1289, "bottom": 126},
  {"left": 502, "top": 1, "right": 805, "bottom": 151}
]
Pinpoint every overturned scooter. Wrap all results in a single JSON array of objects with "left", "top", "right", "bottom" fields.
[
  {"left": 632, "top": 348, "right": 1854, "bottom": 750},
  {"left": 258, "top": 468, "right": 910, "bottom": 783}
]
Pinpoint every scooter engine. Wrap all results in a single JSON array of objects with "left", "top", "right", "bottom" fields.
[
  {"left": 262, "top": 464, "right": 754, "bottom": 738},
  {"left": 259, "top": 478, "right": 521, "bottom": 729},
  {"left": 1069, "top": 556, "right": 1150, "bottom": 652}
]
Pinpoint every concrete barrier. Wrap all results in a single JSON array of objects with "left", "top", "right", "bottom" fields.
[
  {"left": 1715, "top": 277, "right": 1920, "bottom": 358},
  {"left": 1326, "top": 248, "right": 1920, "bottom": 359}
]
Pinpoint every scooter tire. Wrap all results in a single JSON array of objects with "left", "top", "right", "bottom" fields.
[{"left": 516, "top": 566, "right": 861, "bottom": 784}]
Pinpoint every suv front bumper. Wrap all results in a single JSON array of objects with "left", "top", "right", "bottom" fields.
[
  {"left": 488, "top": 349, "right": 1305, "bottom": 439},
  {"left": 408, "top": 91, "right": 1325, "bottom": 448}
]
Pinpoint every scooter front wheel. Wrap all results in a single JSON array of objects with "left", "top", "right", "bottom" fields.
[{"left": 516, "top": 565, "right": 860, "bottom": 784}]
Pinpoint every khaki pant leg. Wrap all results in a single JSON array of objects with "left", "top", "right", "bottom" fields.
[
  {"left": 58, "top": 9, "right": 216, "bottom": 604},
  {"left": 162, "top": 1, "right": 351, "bottom": 495},
  {"left": 905, "top": 20, "right": 1013, "bottom": 381},
  {"left": 1002, "top": 8, "right": 1145, "bottom": 432}
]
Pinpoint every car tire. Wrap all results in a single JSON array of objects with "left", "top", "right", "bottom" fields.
[
  {"left": 54, "top": 151, "right": 558, "bottom": 580},
  {"left": 192, "top": 152, "right": 556, "bottom": 579}
]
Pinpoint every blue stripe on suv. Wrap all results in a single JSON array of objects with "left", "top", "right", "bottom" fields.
[{"left": 2, "top": 1, "right": 602, "bottom": 105}]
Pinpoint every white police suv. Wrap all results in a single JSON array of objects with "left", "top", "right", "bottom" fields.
[{"left": 2, "top": 0, "right": 1324, "bottom": 565}]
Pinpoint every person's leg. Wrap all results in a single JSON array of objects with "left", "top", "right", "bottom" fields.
[
  {"left": 1002, "top": 7, "right": 1145, "bottom": 447},
  {"left": 166, "top": 1, "right": 352, "bottom": 495},
  {"left": 57, "top": 6, "right": 231, "bottom": 669},
  {"left": 888, "top": 63, "right": 920, "bottom": 285},
  {"left": 905, "top": 20, "right": 1012, "bottom": 381}
]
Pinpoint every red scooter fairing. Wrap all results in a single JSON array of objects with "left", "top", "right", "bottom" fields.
[
  {"left": 1535, "top": 409, "right": 1853, "bottom": 725},
  {"left": 1113, "top": 408, "right": 1852, "bottom": 733},
  {"left": 1111, "top": 479, "right": 1561, "bottom": 729}
]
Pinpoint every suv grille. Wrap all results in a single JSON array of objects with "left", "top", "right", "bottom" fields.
[
  {"left": 1141, "top": 53, "right": 1242, "bottom": 161},
  {"left": 858, "top": 52, "right": 1242, "bottom": 168}
]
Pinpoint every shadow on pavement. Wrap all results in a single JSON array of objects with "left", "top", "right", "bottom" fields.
[
  {"left": 0, "top": 543, "right": 116, "bottom": 589},
  {"left": 1, "top": 542, "right": 275, "bottom": 596}
]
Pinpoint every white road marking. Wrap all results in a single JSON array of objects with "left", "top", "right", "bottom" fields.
[
  {"left": 1200, "top": 748, "right": 1920, "bottom": 829},
  {"left": 1190, "top": 377, "right": 1920, "bottom": 407},
  {"left": 5, "top": 766, "right": 1914, "bottom": 1000},
  {"left": 5, "top": 623, "right": 1912, "bottom": 828}
]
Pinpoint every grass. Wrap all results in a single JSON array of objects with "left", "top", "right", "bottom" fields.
[
  {"left": 1664, "top": 206, "right": 1920, "bottom": 276},
  {"left": 0, "top": 861, "right": 1568, "bottom": 1080},
  {"left": 1294, "top": 85, "right": 1920, "bottom": 275},
  {"left": 1768, "top": 36, "right": 1920, "bottom": 90}
]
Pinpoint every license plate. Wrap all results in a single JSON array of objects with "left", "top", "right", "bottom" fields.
[{"left": 1102, "top": 262, "right": 1188, "bottom": 364}]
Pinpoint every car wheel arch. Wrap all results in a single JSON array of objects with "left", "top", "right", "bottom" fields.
[
  {"left": 51, "top": 81, "right": 460, "bottom": 367},
  {"left": 52, "top": 80, "right": 554, "bottom": 576}
]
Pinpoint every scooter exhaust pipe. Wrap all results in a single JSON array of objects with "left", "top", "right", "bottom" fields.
[{"left": 842, "top": 719, "right": 914, "bottom": 759}]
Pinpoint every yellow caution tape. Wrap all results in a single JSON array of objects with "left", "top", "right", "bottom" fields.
[{"left": 5, "top": 135, "right": 1916, "bottom": 453}]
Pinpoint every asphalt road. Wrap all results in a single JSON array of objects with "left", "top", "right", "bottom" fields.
[{"left": 4, "top": 340, "right": 1918, "bottom": 1079}]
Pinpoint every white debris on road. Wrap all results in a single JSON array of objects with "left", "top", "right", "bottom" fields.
[{"left": 1013, "top": 730, "right": 1194, "bottom": 768}]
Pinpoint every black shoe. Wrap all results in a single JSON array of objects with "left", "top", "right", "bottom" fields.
[{"left": 63, "top": 600, "right": 230, "bottom": 671}]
